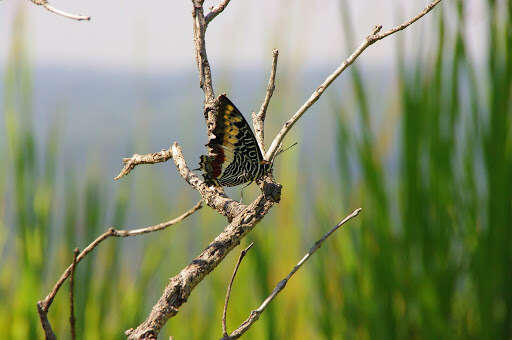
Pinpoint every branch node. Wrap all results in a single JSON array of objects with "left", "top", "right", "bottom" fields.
[
  {"left": 276, "top": 279, "right": 287, "bottom": 290},
  {"left": 262, "top": 178, "right": 282, "bottom": 203}
]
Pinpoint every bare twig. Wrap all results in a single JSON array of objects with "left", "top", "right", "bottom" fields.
[
  {"left": 37, "top": 201, "right": 202, "bottom": 336},
  {"left": 192, "top": 0, "right": 215, "bottom": 104},
  {"left": 205, "top": 0, "right": 232, "bottom": 25},
  {"left": 377, "top": 0, "right": 442, "bottom": 40},
  {"left": 29, "top": 0, "right": 90, "bottom": 21},
  {"left": 69, "top": 248, "right": 79, "bottom": 340},
  {"left": 115, "top": 148, "right": 173, "bottom": 180},
  {"left": 223, "top": 208, "right": 362, "bottom": 340},
  {"left": 252, "top": 49, "right": 279, "bottom": 154},
  {"left": 264, "top": 0, "right": 443, "bottom": 161},
  {"left": 222, "top": 243, "right": 254, "bottom": 337}
]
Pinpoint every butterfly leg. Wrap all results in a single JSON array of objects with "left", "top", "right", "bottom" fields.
[{"left": 239, "top": 180, "right": 253, "bottom": 204}]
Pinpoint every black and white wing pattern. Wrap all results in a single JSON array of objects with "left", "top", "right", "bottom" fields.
[{"left": 198, "top": 95, "right": 269, "bottom": 187}]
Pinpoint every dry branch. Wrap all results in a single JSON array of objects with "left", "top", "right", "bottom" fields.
[
  {"left": 29, "top": 0, "right": 90, "bottom": 21},
  {"left": 115, "top": 148, "right": 173, "bottom": 180},
  {"left": 223, "top": 208, "right": 362, "bottom": 339},
  {"left": 125, "top": 192, "right": 278, "bottom": 339},
  {"left": 37, "top": 202, "right": 202, "bottom": 339},
  {"left": 252, "top": 49, "right": 279, "bottom": 154},
  {"left": 264, "top": 0, "right": 443, "bottom": 161}
]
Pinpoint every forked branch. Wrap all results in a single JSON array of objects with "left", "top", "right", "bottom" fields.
[
  {"left": 264, "top": 0, "right": 443, "bottom": 161},
  {"left": 205, "top": 0, "right": 232, "bottom": 25},
  {"left": 222, "top": 208, "right": 362, "bottom": 339},
  {"left": 37, "top": 202, "right": 202, "bottom": 339}
]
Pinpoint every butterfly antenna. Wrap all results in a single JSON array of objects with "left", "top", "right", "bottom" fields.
[{"left": 274, "top": 142, "right": 298, "bottom": 159}]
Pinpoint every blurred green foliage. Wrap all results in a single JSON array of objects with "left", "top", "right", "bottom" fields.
[
  {"left": 331, "top": 1, "right": 512, "bottom": 339},
  {"left": 1, "top": 1, "right": 511, "bottom": 339}
]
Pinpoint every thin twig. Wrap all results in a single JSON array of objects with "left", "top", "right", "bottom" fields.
[
  {"left": 29, "top": 0, "right": 90, "bottom": 21},
  {"left": 264, "top": 0, "right": 443, "bottom": 161},
  {"left": 377, "top": 0, "right": 442, "bottom": 40},
  {"left": 69, "top": 248, "right": 79, "bottom": 340},
  {"left": 223, "top": 208, "right": 362, "bottom": 340},
  {"left": 192, "top": 0, "right": 215, "bottom": 103},
  {"left": 205, "top": 0, "right": 232, "bottom": 25},
  {"left": 252, "top": 49, "right": 279, "bottom": 154},
  {"left": 37, "top": 201, "right": 202, "bottom": 332},
  {"left": 115, "top": 148, "right": 173, "bottom": 180},
  {"left": 222, "top": 242, "right": 254, "bottom": 337}
]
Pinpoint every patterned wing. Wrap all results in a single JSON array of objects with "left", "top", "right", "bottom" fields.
[{"left": 199, "top": 95, "right": 267, "bottom": 187}]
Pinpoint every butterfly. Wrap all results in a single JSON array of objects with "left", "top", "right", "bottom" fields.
[{"left": 198, "top": 95, "right": 270, "bottom": 187}]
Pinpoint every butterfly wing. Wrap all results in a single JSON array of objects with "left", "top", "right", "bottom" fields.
[{"left": 199, "top": 95, "right": 265, "bottom": 187}]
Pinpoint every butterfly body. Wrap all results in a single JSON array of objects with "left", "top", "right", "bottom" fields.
[{"left": 198, "top": 95, "right": 270, "bottom": 187}]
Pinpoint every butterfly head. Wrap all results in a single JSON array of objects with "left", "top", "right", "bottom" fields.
[
  {"left": 260, "top": 159, "right": 272, "bottom": 169},
  {"left": 261, "top": 142, "right": 298, "bottom": 178}
]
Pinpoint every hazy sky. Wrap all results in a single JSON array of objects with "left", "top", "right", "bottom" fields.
[{"left": 1, "top": 0, "right": 486, "bottom": 72}]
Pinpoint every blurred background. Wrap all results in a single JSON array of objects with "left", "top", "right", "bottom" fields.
[{"left": 1, "top": 0, "right": 511, "bottom": 339}]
